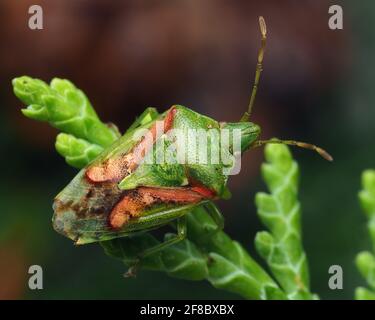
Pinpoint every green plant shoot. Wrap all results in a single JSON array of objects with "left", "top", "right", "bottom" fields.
[{"left": 356, "top": 170, "right": 375, "bottom": 299}]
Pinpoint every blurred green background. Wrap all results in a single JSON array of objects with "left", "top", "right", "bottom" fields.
[{"left": 0, "top": 0, "right": 373, "bottom": 299}]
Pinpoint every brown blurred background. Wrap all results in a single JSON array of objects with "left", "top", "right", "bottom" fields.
[{"left": 1, "top": 0, "right": 374, "bottom": 299}]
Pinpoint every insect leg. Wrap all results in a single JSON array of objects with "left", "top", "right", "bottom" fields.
[
  {"left": 124, "top": 216, "right": 187, "bottom": 277},
  {"left": 142, "top": 216, "right": 187, "bottom": 257},
  {"left": 204, "top": 201, "right": 224, "bottom": 231}
]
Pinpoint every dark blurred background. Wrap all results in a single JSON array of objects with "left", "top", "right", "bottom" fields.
[{"left": 0, "top": 0, "right": 373, "bottom": 299}]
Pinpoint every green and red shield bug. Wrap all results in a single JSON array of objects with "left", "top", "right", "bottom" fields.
[{"left": 52, "top": 17, "right": 332, "bottom": 272}]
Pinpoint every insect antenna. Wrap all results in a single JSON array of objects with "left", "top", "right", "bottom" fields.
[
  {"left": 241, "top": 16, "right": 267, "bottom": 122},
  {"left": 252, "top": 138, "right": 333, "bottom": 162}
]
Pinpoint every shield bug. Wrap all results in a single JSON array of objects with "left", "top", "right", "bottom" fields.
[{"left": 52, "top": 17, "right": 332, "bottom": 270}]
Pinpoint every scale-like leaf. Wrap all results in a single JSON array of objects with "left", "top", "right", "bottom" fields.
[
  {"left": 255, "top": 143, "right": 314, "bottom": 300},
  {"left": 356, "top": 170, "right": 375, "bottom": 299}
]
